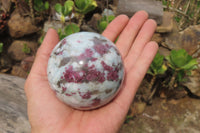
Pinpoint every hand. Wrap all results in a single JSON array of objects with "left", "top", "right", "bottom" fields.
[{"left": 24, "top": 11, "right": 158, "bottom": 133}]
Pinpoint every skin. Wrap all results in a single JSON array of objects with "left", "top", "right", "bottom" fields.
[{"left": 24, "top": 11, "right": 158, "bottom": 133}]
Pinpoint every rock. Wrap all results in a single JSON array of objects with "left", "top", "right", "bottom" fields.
[
  {"left": 156, "top": 12, "right": 174, "bottom": 33},
  {"left": 0, "top": 54, "right": 12, "bottom": 73},
  {"left": 0, "top": 74, "right": 30, "bottom": 133},
  {"left": 21, "top": 56, "right": 34, "bottom": 72},
  {"left": 1, "top": 0, "right": 11, "bottom": 12},
  {"left": 130, "top": 102, "right": 147, "bottom": 116},
  {"left": 87, "top": 13, "right": 102, "bottom": 31},
  {"left": 152, "top": 33, "right": 164, "bottom": 44},
  {"left": 197, "top": 58, "right": 200, "bottom": 70},
  {"left": 8, "top": 9, "right": 39, "bottom": 38},
  {"left": 165, "top": 24, "right": 200, "bottom": 56},
  {"left": 43, "top": 20, "right": 63, "bottom": 33},
  {"left": 81, "top": 24, "right": 96, "bottom": 32},
  {"left": 158, "top": 46, "right": 171, "bottom": 57},
  {"left": 8, "top": 40, "right": 38, "bottom": 61},
  {"left": 180, "top": 25, "right": 200, "bottom": 56},
  {"left": 113, "top": 0, "right": 119, "bottom": 6},
  {"left": 183, "top": 71, "right": 200, "bottom": 97},
  {"left": 102, "top": 9, "right": 115, "bottom": 17},
  {"left": 11, "top": 65, "right": 29, "bottom": 78},
  {"left": 166, "top": 87, "right": 188, "bottom": 99},
  {"left": 137, "top": 79, "right": 151, "bottom": 102},
  {"left": 117, "top": 0, "right": 163, "bottom": 25}
]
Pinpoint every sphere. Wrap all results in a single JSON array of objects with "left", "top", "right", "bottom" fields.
[{"left": 47, "top": 32, "right": 124, "bottom": 110}]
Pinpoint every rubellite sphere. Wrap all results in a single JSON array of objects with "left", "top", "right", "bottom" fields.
[{"left": 47, "top": 32, "right": 124, "bottom": 110}]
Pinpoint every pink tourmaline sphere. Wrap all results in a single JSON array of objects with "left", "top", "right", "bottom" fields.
[{"left": 47, "top": 32, "right": 124, "bottom": 110}]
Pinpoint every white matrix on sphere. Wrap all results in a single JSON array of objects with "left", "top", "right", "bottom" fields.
[{"left": 47, "top": 32, "right": 124, "bottom": 110}]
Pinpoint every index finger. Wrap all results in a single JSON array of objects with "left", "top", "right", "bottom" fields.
[{"left": 102, "top": 15, "right": 129, "bottom": 42}]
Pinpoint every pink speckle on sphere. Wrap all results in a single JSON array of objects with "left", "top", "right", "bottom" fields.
[{"left": 47, "top": 32, "right": 124, "bottom": 110}]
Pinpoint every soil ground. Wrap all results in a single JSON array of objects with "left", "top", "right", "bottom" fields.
[{"left": 120, "top": 97, "right": 200, "bottom": 133}]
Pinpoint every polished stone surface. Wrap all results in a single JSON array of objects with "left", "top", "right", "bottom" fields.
[{"left": 47, "top": 32, "right": 124, "bottom": 110}]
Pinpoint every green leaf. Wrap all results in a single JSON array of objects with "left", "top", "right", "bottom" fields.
[
  {"left": 101, "top": 15, "right": 115, "bottom": 22},
  {"left": 22, "top": 43, "right": 31, "bottom": 54},
  {"left": 97, "top": 15, "right": 115, "bottom": 32},
  {"left": 64, "top": 23, "right": 80, "bottom": 36},
  {"left": 75, "top": 0, "right": 86, "bottom": 10},
  {"left": 177, "top": 70, "right": 185, "bottom": 82},
  {"left": 165, "top": 55, "right": 175, "bottom": 69},
  {"left": 60, "top": 14, "right": 66, "bottom": 23},
  {"left": 167, "top": 49, "right": 198, "bottom": 71},
  {"left": 152, "top": 53, "right": 164, "bottom": 69},
  {"left": 57, "top": 29, "right": 65, "bottom": 40},
  {"left": 83, "top": 0, "right": 97, "bottom": 14},
  {"left": 34, "top": 0, "right": 47, "bottom": 12},
  {"left": 38, "top": 35, "right": 44, "bottom": 45},
  {"left": 181, "top": 58, "right": 198, "bottom": 70},
  {"left": 0, "top": 43, "right": 3, "bottom": 53},
  {"left": 75, "top": 0, "right": 97, "bottom": 14},
  {"left": 55, "top": 3, "right": 63, "bottom": 14},
  {"left": 44, "top": 1, "right": 49, "bottom": 10},
  {"left": 157, "top": 64, "right": 167, "bottom": 74},
  {"left": 107, "top": 15, "right": 115, "bottom": 22},
  {"left": 170, "top": 49, "right": 190, "bottom": 68},
  {"left": 148, "top": 53, "right": 167, "bottom": 75},
  {"left": 63, "top": 0, "right": 74, "bottom": 16},
  {"left": 147, "top": 69, "right": 154, "bottom": 75},
  {"left": 98, "top": 21, "right": 108, "bottom": 32}
]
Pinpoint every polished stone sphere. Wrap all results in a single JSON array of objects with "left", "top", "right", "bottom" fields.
[{"left": 47, "top": 32, "right": 124, "bottom": 110}]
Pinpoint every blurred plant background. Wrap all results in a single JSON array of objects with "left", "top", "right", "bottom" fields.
[
  {"left": 161, "top": 0, "right": 200, "bottom": 30},
  {"left": 0, "top": 0, "right": 200, "bottom": 132}
]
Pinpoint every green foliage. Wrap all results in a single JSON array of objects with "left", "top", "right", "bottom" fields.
[
  {"left": 147, "top": 53, "right": 167, "bottom": 75},
  {"left": 55, "top": 0, "right": 74, "bottom": 16},
  {"left": 64, "top": 23, "right": 80, "bottom": 36},
  {"left": 55, "top": 0, "right": 74, "bottom": 23},
  {"left": 125, "top": 115, "right": 133, "bottom": 123},
  {"left": 38, "top": 35, "right": 45, "bottom": 45},
  {"left": 166, "top": 49, "right": 198, "bottom": 71},
  {"left": 58, "top": 23, "right": 80, "bottom": 40},
  {"left": 166, "top": 49, "right": 198, "bottom": 82},
  {"left": 97, "top": 15, "right": 115, "bottom": 33},
  {"left": 33, "top": 0, "right": 49, "bottom": 12},
  {"left": 147, "top": 49, "right": 198, "bottom": 91},
  {"left": 74, "top": 0, "right": 97, "bottom": 14},
  {"left": 162, "top": 0, "right": 168, "bottom": 6},
  {"left": 54, "top": 0, "right": 97, "bottom": 25},
  {"left": 0, "top": 43, "right": 3, "bottom": 53},
  {"left": 161, "top": 0, "right": 200, "bottom": 28},
  {"left": 198, "top": 1, "right": 200, "bottom": 8},
  {"left": 22, "top": 43, "right": 31, "bottom": 54},
  {"left": 174, "top": 16, "right": 181, "bottom": 23}
]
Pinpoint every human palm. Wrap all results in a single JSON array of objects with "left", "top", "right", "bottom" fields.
[{"left": 24, "top": 11, "right": 158, "bottom": 133}]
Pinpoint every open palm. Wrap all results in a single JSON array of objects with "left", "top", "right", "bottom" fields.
[{"left": 24, "top": 11, "right": 158, "bottom": 133}]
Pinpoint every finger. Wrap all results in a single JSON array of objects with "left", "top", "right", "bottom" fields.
[
  {"left": 125, "top": 19, "right": 157, "bottom": 71},
  {"left": 102, "top": 15, "right": 129, "bottom": 42},
  {"left": 37, "top": 28, "right": 60, "bottom": 56},
  {"left": 113, "top": 41, "right": 158, "bottom": 112},
  {"left": 116, "top": 11, "right": 149, "bottom": 58},
  {"left": 30, "top": 29, "right": 59, "bottom": 76}
]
